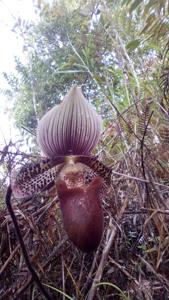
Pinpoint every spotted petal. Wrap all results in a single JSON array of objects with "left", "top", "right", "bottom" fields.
[
  {"left": 11, "top": 157, "right": 65, "bottom": 199},
  {"left": 75, "top": 155, "right": 112, "bottom": 185}
]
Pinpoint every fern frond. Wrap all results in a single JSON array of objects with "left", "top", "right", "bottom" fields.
[
  {"left": 137, "top": 104, "right": 152, "bottom": 143},
  {"left": 158, "top": 121, "right": 169, "bottom": 144}
]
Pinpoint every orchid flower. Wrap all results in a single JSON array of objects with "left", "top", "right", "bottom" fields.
[{"left": 10, "top": 85, "right": 112, "bottom": 252}]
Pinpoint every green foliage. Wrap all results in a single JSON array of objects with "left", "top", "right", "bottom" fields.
[
  {"left": 95, "top": 282, "right": 130, "bottom": 300},
  {"left": 2, "top": 0, "right": 168, "bottom": 143},
  {"left": 126, "top": 39, "right": 141, "bottom": 50},
  {"left": 123, "top": 0, "right": 169, "bottom": 42},
  {"left": 43, "top": 284, "right": 74, "bottom": 300}
]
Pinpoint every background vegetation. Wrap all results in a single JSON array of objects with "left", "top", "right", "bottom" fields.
[{"left": 1, "top": 0, "right": 169, "bottom": 299}]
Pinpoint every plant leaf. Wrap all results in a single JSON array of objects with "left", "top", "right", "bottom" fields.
[
  {"left": 126, "top": 39, "right": 141, "bottom": 50},
  {"left": 129, "top": 0, "right": 143, "bottom": 13}
]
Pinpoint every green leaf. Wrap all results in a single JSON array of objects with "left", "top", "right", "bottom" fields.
[
  {"left": 126, "top": 39, "right": 141, "bottom": 50},
  {"left": 43, "top": 284, "right": 74, "bottom": 300},
  {"left": 129, "top": 0, "right": 143, "bottom": 13},
  {"left": 140, "top": 13, "right": 156, "bottom": 34},
  {"left": 143, "top": 0, "right": 158, "bottom": 16},
  {"left": 54, "top": 69, "right": 87, "bottom": 74},
  {"left": 95, "top": 282, "right": 130, "bottom": 300},
  {"left": 122, "top": 0, "right": 133, "bottom": 5}
]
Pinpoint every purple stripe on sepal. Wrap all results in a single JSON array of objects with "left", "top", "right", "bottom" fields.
[{"left": 37, "top": 85, "right": 102, "bottom": 158}]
